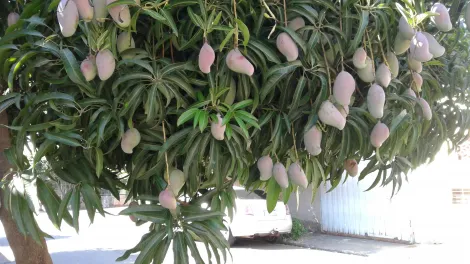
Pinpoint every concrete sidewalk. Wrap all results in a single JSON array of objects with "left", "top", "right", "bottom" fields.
[
  {"left": 280, "top": 232, "right": 469, "bottom": 262},
  {"left": 281, "top": 233, "right": 411, "bottom": 256}
]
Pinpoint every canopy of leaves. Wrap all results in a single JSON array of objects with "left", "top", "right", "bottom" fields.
[{"left": 0, "top": 0, "right": 469, "bottom": 263}]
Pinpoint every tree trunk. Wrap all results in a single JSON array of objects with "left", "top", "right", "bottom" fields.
[{"left": 0, "top": 111, "right": 53, "bottom": 264}]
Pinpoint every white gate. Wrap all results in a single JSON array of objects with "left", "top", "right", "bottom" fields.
[
  {"left": 319, "top": 149, "right": 470, "bottom": 244},
  {"left": 320, "top": 164, "right": 415, "bottom": 242}
]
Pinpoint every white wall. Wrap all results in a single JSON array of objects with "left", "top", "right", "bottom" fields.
[
  {"left": 319, "top": 146, "right": 470, "bottom": 243},
  {"left": 288, "top": 186, "right": 322, "bottom": 227}
]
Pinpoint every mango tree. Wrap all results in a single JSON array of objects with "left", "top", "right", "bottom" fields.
[{"left": 0, "top": 0, "right": 470, "bottom": 263}]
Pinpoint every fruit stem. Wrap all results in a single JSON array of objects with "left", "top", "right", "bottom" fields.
[
  {"left": 377, "top": 35, "right": 389, "bottom": 69},
  {"left": 170, "top": 39, "right": 174, "bottom": 63},
  {"left": 162, "top": 121, "right": 171, "bottom": 185},
  {"left": 320, "top": 43, "right": 332, "bottom": 96},
  {"left": 339, "top": 1, "right": 344, "bottom": 71},
  {"left": 365, "top": 29, "right": 375, "bottom": 78},
  {"left": 291, "top": 124, "right": 299, "bottom": 160},
  {"left": 282, "top": 0, "right": 288, "bottom": 27},
  {"left": 233, "top": 0, "right": 239, "bottom": 48}
]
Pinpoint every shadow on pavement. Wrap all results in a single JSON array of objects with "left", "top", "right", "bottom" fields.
[
  {"left": 0, "top": 236, "right": 72, "bottom": 247},
  {"left": 231, "top": 238, "right": 303, "bottom": 250},
  {"left": 51, "top": 249, "right": 136, "bottom": 264}
]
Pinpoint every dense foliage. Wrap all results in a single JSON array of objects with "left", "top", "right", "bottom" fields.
[{"left": 1, "top": 0, "right": 470, "bottom": 263}]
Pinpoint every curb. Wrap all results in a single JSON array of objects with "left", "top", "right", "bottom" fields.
[{"left": 278, "top": 238, "right": 368, "bottom": 257}]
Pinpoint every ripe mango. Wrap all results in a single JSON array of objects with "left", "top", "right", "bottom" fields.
[
  {"left": 357, "top": 57, "right": 375, "bottom": 83},
  {"left": 288, "top": 17, "right": 305, "bottom": 31},
  {"left": 408, "top": 55, "right": 422, "bottom": 73},
  {"left": 276, "top": 32, "right": 299, "bottom": 62},
  {"left": 412, "top": 72, "right": 423, "bottom": 92},
  {"left": 410, "top": 32, "right": 433, "bottom": 62},
  {"left": 333, "top": 71, "right": 356, "bottom": 106},
  {"left": 211, "top": 114, "right": 226, "bottom": 140},
  {"left": 422, "top": 32, "right": 445, "bottom": 58},
  {"left": 169, "top": 169, "right": 185, "bottom": 196},
  {"left": 370, "top": 122, "right": 390, "bottom": 148},
  {"left": 80, "top": 56, "right": 97, "bottom": 81},
  {"left": 226, "top": 49, "right": 254, "bottom": 76},
  {"left": 257, "top": 156, "right": 273, "bottom": 181},
  {"left": 273, "top": 163, "right": 289, "bottom": 189},
  {"left": 288, "top": 162, "right": 308, "bottom": 188},
  {"left": 7, "top": 12, "right": 20, "bottom": 27},
  {"left": 74, "top": 0, "right": 94, "bottom": 22},
  {"left": 398, "top": 16, "right": 415, "bottom": 40},
  {"left": 304, "top": 125, "right": 322, "bottom": 156},
  {"left": 375, "top": 63, "right": 391, "bottom": 88},
  {"left": 431, "top": 3, "right": 452, "bottom": 32},
  {"left": 394, "top": 33, "right": 411, "bottom": 55},
  {"left": 344, "top": 159, "right": 358, "bottom": 177},
  {"left": 159, "top": 189, "right": 177, "bottom": 210},
  {"left": 107, "top": 0, "right": 131, "bottom": 27},
  {"left": 353, "top": 48, "right": 368, "bottom": 69},
  {"left": 121, "top": 128, "right": 141, "bottom": 154},
  {"left": 367, "top": 84, "right": 385, "bottom": 119},
  {"left": 117, "top": 32, "right": 135, "bottom": 58},
  {"left": 318, "top": 100, "right": 346, "bottom": 130},
  {"left": 57, "top": 0, "right": 79, "bottom": 37},
  {"left": 198, "top": 43, "right": 215, "bottom": 74},
  {"left": 93, "top": 0, "right": 108, "bottom": 22},
  {"left": 386, "top": 52, "right": 399, "bottom": 79},
  {"left": 96, "top": 49, "right": 116, "bottom": 81},
  {"left": 419, "top": 98, "right": 432, "bottom": 120}
]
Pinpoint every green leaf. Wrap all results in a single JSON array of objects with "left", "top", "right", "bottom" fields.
[
  {"left": 58, "top": 189, "right": 73, "bottom": 226},
  {"left": 0, "top": 30, "right": 43, "bottom": 45},
  {"left": 44, "top": 132, "right": 82, "bottom": 147},
  {"left": 219, "top": 29, "right": 235, "bottom": 51},
  {"left": 184, "top": 231, "right": 205, "bottom": 263},
  {"left": 142, "top": 9, "right": 166, "bottom": 21},
  {"left": 236, "top": 19, "right": 250, "bottom": 47},
  {"left": 188, "top": 7, "right": 205, "bottom": 28},
  {"left": 36, "top": 179, "right": 60, "bottom": 228},
  {"left": 365, "top": 169, "right": 383, "bottom": 192},
  {"left": 182, "top": 211, "right": 224, "bottom": 222},
  {"left": 160, "top": 9, "right": 179, "bottom": 36},
  {"left": 177, "top": 108, "right": 199, "bottom": 126},
  {"left": 0, "top": 44, "right": 18, "bottom": 52},
  {"left": 173, "top": 232, "right": 189, "bottom": 264},
  {"left": 34, "top": 92, "right": 74, "bottom": 104},
  {"left": 107, "top": 0, "right": 138, "bottom": 9},
  {"left": 59, "top": 49, "right": 94, "bottom": 95},
  {"left": 95, "top": 148, "right": 104, "bottom": 177},
  {"left": 48, "top": 0, "right": 61, "bottom": 11},
  {"left": 232, "top": 99, "right": 253, "bottom": 110},
  {"left": 198, "top": 111, "right": 209, "bottom": 132},
  {"left": 70, "top": 187, "right": 81, "bottom": 232},
  {"left": 249, "top": 39, "right": 281, "bottom": 64},
  {"left": 266, "top": 177, "right": 281, "bottom": 213},
  {"left": 134, "top": 231, "right": 166, "bottom": 264}
]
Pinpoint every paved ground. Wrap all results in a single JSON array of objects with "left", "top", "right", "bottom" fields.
[
  {"left": 0, "top": 208, "right": 467, "bottom": 263},
  {"left": 282, "top": 232, "right": 470, "bottom": 262},
  {"left": 282, "top": 233, "right": 411, "bottom": 256},
  {"left": 0, "top": 208, "right": 367, "bottom": 264}
]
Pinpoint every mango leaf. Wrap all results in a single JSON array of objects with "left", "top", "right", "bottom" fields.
[{"left": 266, "top": 177, "right": 281, "bottom": 213}]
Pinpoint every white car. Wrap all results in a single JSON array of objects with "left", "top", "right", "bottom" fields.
[{"left": 224, "top": 187, "right": 292, "bottom": 245}]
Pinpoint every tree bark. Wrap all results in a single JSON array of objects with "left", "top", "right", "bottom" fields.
[{"left": 0, "top": 111, "right": 53, "bottom": 264}]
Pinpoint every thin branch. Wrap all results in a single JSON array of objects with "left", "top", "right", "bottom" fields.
[
  {"left": 365, "top": 29, "right": 375, "bottom": 77},
  {"left": 320, "top": 43, "right": 332, "bottom": 96},
  {"left": 282, "top": 0, "right": 288, "bottom": 27},
  {"left": 233, "top": 0, "right": 239, "bottom": 48},
  {"left": 291, "top": 124, "right": 299, "bottom": 160},
  {"left": 162, "top": 121, "right": 171, "bottom": 185}
]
